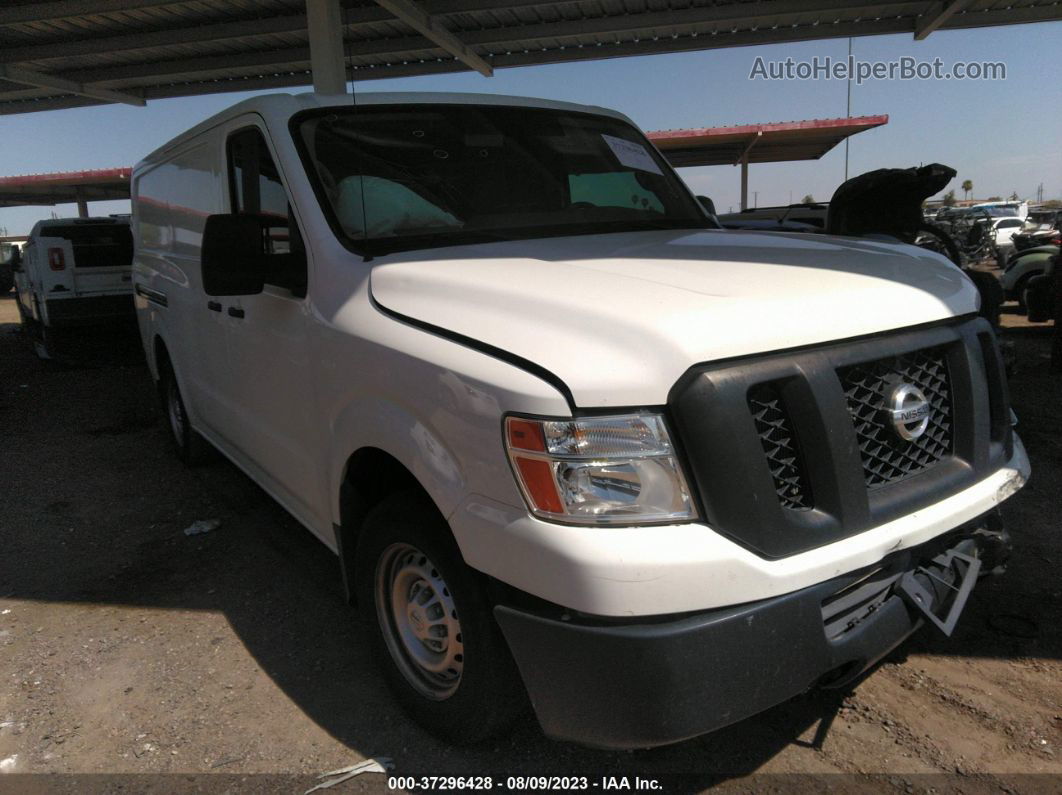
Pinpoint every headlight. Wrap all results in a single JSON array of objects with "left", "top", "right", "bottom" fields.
[{"left": 504, "top": 413, "right": 698, "bottom": 525}]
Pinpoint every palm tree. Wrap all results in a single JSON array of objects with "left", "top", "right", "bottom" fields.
[{"left": 961, "top": 180, "right": 973, "bottom": 201}]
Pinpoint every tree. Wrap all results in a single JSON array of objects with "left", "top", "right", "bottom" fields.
[
  {"left": 961, "top": 179, "right": 973, "bottom": 200},
  {"left": 942, "top": 190, "right": 956, "bottom": 207},
  {"left": 986, "top": 196, "right": 1003, "bottom": 201},
  {"left": 801, "top": 194, "right": 814, "bottom": 204}
]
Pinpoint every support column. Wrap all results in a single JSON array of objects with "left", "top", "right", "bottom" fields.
[
  {"left": 75, "top": 186, "right": 89, "bottom": 218},
  {"left": 735, "top": 131, "right": 760, "bottom": 211},
  {"left": 740, "top": 159, "right": 748, "bottom": 211},
  {"left": 306, "top": 0, "right": 347, "bottom": 95}
]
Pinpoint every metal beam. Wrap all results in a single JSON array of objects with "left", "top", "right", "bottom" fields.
[
  {"left": 307, "top": 0, "right": 348, "bottom": 94},
  {"left": 373, "top": 0, "right": 493, "bottom": 76},
  {"left": 914, "top": 0, "right": 976, "bottom": 40},
  {"left": 0, "top": 13, "right": 313, "bottom": 64},
  {"left": 0, "top": 64, "right": 144, "bottom": 106},
  {"left": 0, "top": 0, "right": 183, "bottom": 26},
  {"left": 735, "top": 131, "right": 762, "bottom": 167}
]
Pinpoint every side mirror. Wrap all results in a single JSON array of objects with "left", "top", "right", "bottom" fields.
[
  {"left": 201, "top": 214, "right": 267, "bottom": 296},
  {"left": 10, "top": 247, "right": 21, "bottom": 271},
  {"left": 697, "top": 195, "right": 717, "bottom": 216}
]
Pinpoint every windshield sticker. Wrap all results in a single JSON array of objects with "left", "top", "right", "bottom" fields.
[{"left": 601, "top": 134, "right": 663, "bottom": 176}]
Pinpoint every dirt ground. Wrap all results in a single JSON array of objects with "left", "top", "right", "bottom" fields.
[{"left": 0, "top": 288, "right": 1060, "bottom": 794}]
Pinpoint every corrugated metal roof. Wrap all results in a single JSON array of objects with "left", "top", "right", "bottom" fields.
[{"left": 0, "top": 1, "right": 1058, "bottom": 114}]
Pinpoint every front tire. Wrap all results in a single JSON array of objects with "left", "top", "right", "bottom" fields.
[
  {"left": 160, "top": 363, "right": 213, "bottom": 466},
  {"left": 356, "top": 492, "right": 526, "bottom": 744}
]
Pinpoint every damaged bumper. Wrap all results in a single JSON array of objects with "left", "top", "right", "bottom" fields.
[{"left": 495, "top": 513, "right": 1010, "bottom": 750}]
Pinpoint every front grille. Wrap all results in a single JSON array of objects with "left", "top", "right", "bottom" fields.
[
  {"left": 838, "top": 347, "right": 953, "bottom": 490},
  {"left": 668, "top": 317, "right": 1006, "bottom": 559},
  {"left": 748, "top": 382, "right": 812, "bottom": 510}
]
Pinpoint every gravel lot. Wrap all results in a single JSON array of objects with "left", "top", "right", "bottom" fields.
[{"left": 0, "top": 290, "right": 1060, "bottom": 794}]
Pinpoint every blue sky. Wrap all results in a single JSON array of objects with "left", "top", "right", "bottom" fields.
[{"left": 1, "top": 20, "right": 1059, "bottom": 234}]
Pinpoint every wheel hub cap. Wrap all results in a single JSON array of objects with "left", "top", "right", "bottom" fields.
[{"left": 376, "top": 543, "right": 464, "bottom": 700}]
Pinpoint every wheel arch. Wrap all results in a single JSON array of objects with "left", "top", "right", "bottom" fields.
[{"left": 336, "top": 446, "right": 451, "bottom": 605}]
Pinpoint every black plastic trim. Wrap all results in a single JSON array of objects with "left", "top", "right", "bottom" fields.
[
  {"left": 495, "top": 522, "right": 997, "bottom": 749},
  {"left": 135, "top": 283, "right": 168, "bottom": 307}
]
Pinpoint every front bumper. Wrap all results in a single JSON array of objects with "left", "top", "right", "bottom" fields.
[
  {"left": 495, "top": 519, "right": 1008, "bottom": 750},
  {"left": 454, "top": 438, "right": 1028, "bottom": 617}
]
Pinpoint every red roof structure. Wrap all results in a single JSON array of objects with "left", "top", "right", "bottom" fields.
[
  {"left": 0, "top": 167, "right": 131, "bottom": 214},
  {"left": 648, "top": 115, "right": 889, "bottom": 168},
  {"left": 647, "top": 115, "right": 888, "bottom": 209}
]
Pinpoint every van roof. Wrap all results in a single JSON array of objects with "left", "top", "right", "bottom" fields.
[{"left": 137, "top": 91, "right": 632, "bottom": 167}]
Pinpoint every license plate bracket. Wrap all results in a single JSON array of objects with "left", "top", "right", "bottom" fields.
[{"left": 897, "top": 550, "right": 981, "bottom": 636}]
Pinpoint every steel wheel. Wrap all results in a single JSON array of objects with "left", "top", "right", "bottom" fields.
[
  {"left": 167, "top": 375, "right": 187, "bottom": 446},
  {"left": 375, "top": 542, "right": 464, "bottom": 700}
]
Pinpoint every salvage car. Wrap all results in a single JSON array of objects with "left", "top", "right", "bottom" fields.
[
  {"left": 131, "top": 92, "right": 1029, "bottom": 749},
  {"left": 14, "top": 217, "right": 135, "bottom": 359}
]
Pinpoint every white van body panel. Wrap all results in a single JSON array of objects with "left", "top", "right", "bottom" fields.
[{"left": 369, "top": 230, "right": 978, "bottom": 407}]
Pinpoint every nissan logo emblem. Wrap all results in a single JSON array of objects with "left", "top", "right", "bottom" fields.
[{"left": 887, "top": 383, "right": 931, "bottom": 441}]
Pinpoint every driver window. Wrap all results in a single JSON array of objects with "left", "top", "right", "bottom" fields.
[{"left": 227, "top": 127, "right": 307, "bottom": 296}]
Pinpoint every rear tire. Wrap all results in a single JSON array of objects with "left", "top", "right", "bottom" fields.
[
  {"left": 1012, "top": 272, "right": 1039, "bottom": 312},
  {"left": 160, "top": 362, "right": 214, "bottom": 466},
  {"left": 355, "top": 492, "right": 526, "bottom": 745}
]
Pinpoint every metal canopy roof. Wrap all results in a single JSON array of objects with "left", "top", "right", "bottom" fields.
[
  {"left": 1, "top": 1, "right": 1059, "bottom": 115},
  {"left": 0, "top": 167, "right": 132, "bottom": 208},
  {"left": 648, "top": 115, "right": 889, "bottom": 167}
]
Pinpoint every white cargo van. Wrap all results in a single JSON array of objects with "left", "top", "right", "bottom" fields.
[
  {"left": 132, "top": 93, "right": 1029, "bottom": 749},
  {"left": 14, "top": 217, "right": 135, "bottom": 358}
]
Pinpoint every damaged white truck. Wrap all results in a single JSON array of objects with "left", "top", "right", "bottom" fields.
[{"left": 131, "top": 93, "right": 1029, "bottom": 749}]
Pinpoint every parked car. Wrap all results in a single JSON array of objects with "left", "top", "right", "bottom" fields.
[
  {"left": 132, "top": 92, "right": 1028, "bottom": 749},
  {"left": 987, "top": 216, "right": 1025, "bottom": 263},
  {"left": 1008, "top": 210, "right": 1062, "bottom": 259},
  {"left": 1001, "top": 244, "right": 1061, "bottom": 309},
  {"left": 14, "top": 217, "right": 134, "bottom": 359}
]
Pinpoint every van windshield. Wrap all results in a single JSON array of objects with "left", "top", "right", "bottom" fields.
[{"left": 294, "top": 104, "right": 712, "bottom": 256}]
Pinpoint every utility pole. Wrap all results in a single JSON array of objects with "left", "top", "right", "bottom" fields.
[
  {"left": 844, "top": 36, "right": 852, "bottom": 182},
  {"left": 753, "top": 191, "right": 759, "bottom": 208}
]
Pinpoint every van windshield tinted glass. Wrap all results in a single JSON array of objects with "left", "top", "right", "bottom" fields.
[
  {"left": 42, "top": 224, "right": 133, "bottom": 268},
  {"left": 295, "top": 105, "right": 711, "bottom": 255}
]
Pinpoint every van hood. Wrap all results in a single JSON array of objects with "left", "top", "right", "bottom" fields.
[{"left": 369, "top": 228, "right": 977, "bottom": 407}]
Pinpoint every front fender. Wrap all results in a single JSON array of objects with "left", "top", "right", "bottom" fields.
[{"left": 329, "top": 394, "right": 468, "bottom": 526}]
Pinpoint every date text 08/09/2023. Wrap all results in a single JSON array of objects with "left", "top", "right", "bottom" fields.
[{"left": 386, "top": 776, "right": 663, "bottom": 791}]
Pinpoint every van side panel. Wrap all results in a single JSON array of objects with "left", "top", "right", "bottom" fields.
[{"left": 133, "top": 139, "right": 225, "bottom": 425}]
